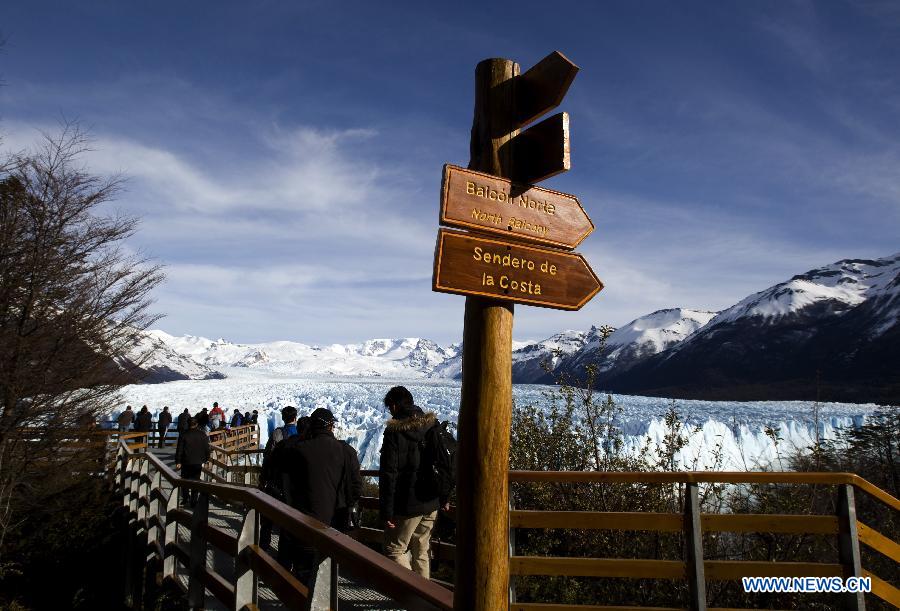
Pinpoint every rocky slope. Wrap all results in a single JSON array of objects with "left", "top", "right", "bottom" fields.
[{"left": 602, "top": 254, "right": 900, "bottom": 403}]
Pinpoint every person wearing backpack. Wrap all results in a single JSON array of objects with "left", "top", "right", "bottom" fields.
[
  {"left": 259, "top": 406, "right": 301, "bottom": 553},
  {"left": 230, "top": 408, "right": 243, "bottom": 428},
  {"left": 379, "top": 386, "right": 446, "bottom": 579},
  {"left": 260, "top": 406, "right": 302, "bottom": 496}
]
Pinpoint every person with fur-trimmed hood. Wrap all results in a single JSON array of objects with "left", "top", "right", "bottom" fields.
[{"left": 379, "top": 385, "right": 440, "bottom": 579}]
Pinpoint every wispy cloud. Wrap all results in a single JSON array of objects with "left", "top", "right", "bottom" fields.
[{"left": 3, "top": 1, "right": 899, "bottom": 346}]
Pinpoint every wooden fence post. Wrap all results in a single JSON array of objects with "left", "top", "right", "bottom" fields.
[
  {"left": 137, "top": 459, "right": 149, "bottom": 524},
  {"left": 454, "top": 56, "right": 518, "bottom": 611},
  {"left": 837, "top": 484, "right": 866, "bottom": 611},
  {"left": 129, "top": 459, "right": 140, "bottom": 518},
  {"left": 684, "top": 482, "right": 707, "bottom": 611},
  {"left": 509, "top": 498, "right": 517, "bottom": 605},
  {"left": 147, "top": 471, "right": 162, "bottom": 550},
  {"left": 162, "top": 488, "right": 179, "bottom": 580}
]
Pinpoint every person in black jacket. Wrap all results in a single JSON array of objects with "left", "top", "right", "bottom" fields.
[
  {"left": 157, "top": 406, "right": 173, "bottom": 448},
  {"left": 135, "top": 405, "right": 152, "bottom": 432},
  {"left": 175, "top": 408, "right": 191, "bottom": 458},
  {"left": 283, "top": 408, "right": 359, "bottom": 525},
  {"left": 229, "top": 408, "right": 242, "bottom": 428},
  {"left": 333, "top": 436, "right": 363, "bottom": 533},
  {"left": 176, "top": 408, "right": 191, "bottom": 433},
  {"left": 196, "top": 407, "right": 209, "bottom": 433},
  {"left": 282, "top": 407, "right": 361, "bottom": 582},
  {"left": 379, "top": 386, "right": 440, "bottom": 579},
  {"left": 175, "top": 417, "right": 210, "bottom": 507}
]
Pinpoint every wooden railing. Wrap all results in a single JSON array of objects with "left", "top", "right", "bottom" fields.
[
  {"left": 205, "top": 428, "right": 264, "bottom": 486},
  {"left": 102, "top": 420, "right": 260, "bottom": 450},
  {"left": 507, "top": 471, "right": 900, "bottom": 611},
  {"left": 208, "top": 423, "right": 259, "bottom": 451},
  {"left": 147, "top": 454, "right": 900, "bottom": 609},
  {"left": 114, "top": 437, "right": 452, "bottom": 610}
]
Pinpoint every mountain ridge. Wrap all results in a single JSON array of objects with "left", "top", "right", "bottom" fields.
[{"left": 139, "top": 253, "right": 899, "bottom": 403}]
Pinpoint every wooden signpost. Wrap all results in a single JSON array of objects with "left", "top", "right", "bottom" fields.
[
  {"left": 440, "top": 164, "right": 594, "bottom": 250},
  {"left": 434, "top": 51, "right": 601, "bottom": 611},
  {"left": 433, "top": 229, "right": 602, "bottom": 309}
]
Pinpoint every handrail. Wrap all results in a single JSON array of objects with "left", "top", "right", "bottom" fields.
[
  {"left": 508, "top": 469, "right": 899, "bottom": 609},
  {"left": 139, "top": 455, "right": 898, "bottom": 608},
  {"left": 510, "top": 470, "right": 900, "bottom": 512},
  {"left": 116, "top": 439, "right": 453, "bottom": 610}
]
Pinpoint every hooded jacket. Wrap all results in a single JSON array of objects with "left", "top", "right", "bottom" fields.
[
  {"left": 177, "top": 428, "right": 210, "bottom": 467},
  {"left": 282, "top": 428, "right": 358, "bottom": 525},
  {"left": 135, "top": 408, "right": 153, "bottom": 432},
  {"left": 379, "top": 407, "right": 439, "bottom": 520},
  {"left": 117, "top": 409, "right": 134, "bottom": 427}
]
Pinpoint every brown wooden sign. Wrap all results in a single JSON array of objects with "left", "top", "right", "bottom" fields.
[
  {"left": 503, "top": 111, "right": 570, "bottom": 184},
  {"left": 514, "top": 51, "right": 579, "bottom": 129},
  {"left": 432, "top": 228, "right": 602, "bottom": 310},
  {"left": 439, "top": 164, "right": 593, "bottom": 250}
]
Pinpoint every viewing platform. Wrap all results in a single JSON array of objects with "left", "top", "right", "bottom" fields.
[{"left": 100, "top": 426, "right": 899, "bottom": 610}]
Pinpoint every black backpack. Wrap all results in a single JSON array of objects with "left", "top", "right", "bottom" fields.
[{"left": 421, "top": 421, "right": 458, "bottom": 501}]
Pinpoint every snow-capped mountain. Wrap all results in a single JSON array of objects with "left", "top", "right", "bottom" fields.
[
  {"left": 712, "top": 255, "right": 899, "bottom": 328},
  {"left": 138, "top": 253, "right": 898, "bottom": 402},
  {"left": 145, "top": 332, "right": 459, "bottom": 379},
  {"left": 426, "top": 334, "right": 590, "bottom": 382},
  {"left": 605, "top": 254, "right": 900, "bottom": 403},
  {"left": 126, "top": 332, "right": 226, "bottom": 383},
  {"left": 511, "top": 330, "right": 590, "bottom": 381},
  {"left": 546, "top": 309, "right": 718, "bottom": 384}
]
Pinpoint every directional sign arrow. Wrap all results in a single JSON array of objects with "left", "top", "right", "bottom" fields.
[
  {"left": 502, "top": 112, "right": 570, "bottom": 184},
  {"left": 514, "top": 51, "right": 579, "bottom": 129},
  {"left": 439, "top": 164, "right": 593, "bottom": 250},
  {"left": 432, "top": 228, "right": 603, "bottom": 311}
]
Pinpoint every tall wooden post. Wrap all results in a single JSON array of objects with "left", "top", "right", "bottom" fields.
[{"left": 454, "top": 58, "right": 519, "bottom": 611}]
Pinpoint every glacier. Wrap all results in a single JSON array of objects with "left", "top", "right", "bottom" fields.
[{"left": 112, "top": 367, "right": 882, "bottom": 471}]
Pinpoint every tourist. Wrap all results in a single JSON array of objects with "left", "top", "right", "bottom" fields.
[
  {"left": 379, "top": 386, "right": 440, "bottom": 579},
  {"left": 259, "top": 406, "right": 301, "bottom": 560},
  {"left": 196, "top": 407, "right": 209, "bottom": 433},
  {"left": 135, "top": 405, "right": 153, "bottom": 433},
  {"left": 209, "top": 401, "right": 224, "bottom": 430},
  {"left": 282, "top": 408, "right": 361, "bottom": 583},
  {"left": 175, "top": 417, "right": 210, "bottom": 508},
  {"left": 157, "top": 405, "right": 173, "bottom": 448},
  {"left": 117, "top": 405, "right": 135, "bottom": 432}
]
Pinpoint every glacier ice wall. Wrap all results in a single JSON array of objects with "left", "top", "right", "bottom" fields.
[{"left": 113, "top": 370, "right": 883, "bottom": 470}]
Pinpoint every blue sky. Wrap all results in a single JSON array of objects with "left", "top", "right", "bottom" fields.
[{"left": 2, "top": 1, "right": 898, "bottom": 345}]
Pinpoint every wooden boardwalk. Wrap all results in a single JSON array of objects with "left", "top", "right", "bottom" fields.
[{"left": 151, "top": 446, "right": 406, "bottom": 610}]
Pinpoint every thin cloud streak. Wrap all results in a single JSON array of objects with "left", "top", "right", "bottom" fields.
[{"left": 3, "top": 2, "right": 899, "bottom": 345}]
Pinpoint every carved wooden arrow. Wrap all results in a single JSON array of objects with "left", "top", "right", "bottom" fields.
[
  {"left": 514, "top": 51, "right": 579, "bottom": 129},
  {"left": 432, "top": 228, "right": 602, "bottom": 311},
  {"left": 439, "top": 164, "right": 593, "bottom": 249}
]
